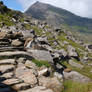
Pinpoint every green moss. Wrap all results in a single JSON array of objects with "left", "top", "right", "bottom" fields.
[
  {"left": 62, "top": 80, "right": 92, "bottom": 92},
  {"left": 32, "top": 59, "right": 51, "bottom": 67}
]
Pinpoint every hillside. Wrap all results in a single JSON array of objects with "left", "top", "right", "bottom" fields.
[
  {"left": 0, "top": 1, "right": 92, "bottom": 92},
  {"left": 25, "top": 1, "right": 92, "bottom": 43}
]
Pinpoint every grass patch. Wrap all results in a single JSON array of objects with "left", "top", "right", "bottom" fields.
[
  {"left": 32, "top": 59, "right": 51, "bottom": 67},
  {"left": 62, "top": 61, "right": 92, "bottom": 79},
  {"left": 62, "top": 80, "right": 92, "bottom": 92},
  {"left": 0, "top": 14, "right": 14, "bottom": 27}
]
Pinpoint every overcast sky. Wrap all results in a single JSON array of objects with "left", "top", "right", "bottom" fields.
[{"left": 1, "top": 0, "right": 92, "bottom": 18}]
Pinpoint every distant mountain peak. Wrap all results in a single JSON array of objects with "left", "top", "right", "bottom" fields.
[
  {"left": 33, "top": 1, "right": 41, "bottom": 5},
  {"left": 25, "top": 1, "right": 92, "bottom": 35}
]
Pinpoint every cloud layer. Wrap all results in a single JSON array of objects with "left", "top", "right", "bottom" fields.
[{"left": 17, "top": 0, "right": 92, "bottom": 18}]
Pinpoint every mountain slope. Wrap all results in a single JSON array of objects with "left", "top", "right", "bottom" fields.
[
  {"left": 25, "top": 1, "right": 92, "bottom": 42},
  {"left": 0, "top": 1, "right": 92, "bottom": 92}
]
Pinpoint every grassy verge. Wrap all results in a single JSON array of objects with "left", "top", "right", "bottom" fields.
[
  {"left": 62, "top": 61, "right": 92, "bottom": 79},
  {"left": 62, "top": 80, "right": 92, "bottom": 92}
]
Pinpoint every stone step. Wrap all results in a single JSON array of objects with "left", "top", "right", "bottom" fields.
[
  {"left": 12, "top": 83, "right": 31, "bottom": 91},
  {"left": 0, "top": 51, "right": 33, "bottom": 59},
  {"left": 0, "top": 65, "right": 15, "bottom": 74},
  {"left": 1, "top": 72, "right": 14, "bottom": 79},
  {"left": 0, "top": 47, "right": 24, "bottom": 52},
  {"left": 0, "top": 59, "right": 15, "bottom": 65},
  {"left": 0, "top": 42, "right": 10, "bottom": 45},
  {"left": 2, "top": 78, "right": 22, "bottom": 86}
]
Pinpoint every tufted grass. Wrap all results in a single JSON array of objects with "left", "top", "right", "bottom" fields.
[
  {"left": 62, "top": 80, "right": 92, "bottom": 92},
  {"left": 32, "top": 59, "right": 51, "bottom": 67}
]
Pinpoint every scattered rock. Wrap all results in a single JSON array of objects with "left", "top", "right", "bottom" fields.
[
  {"left": 54, "top": 72, "right": 63, "bottom": 79},
  {"left": 69, "top": 59, "right": 83, "bottom": 69},
  {"left": 0, "top": 31, "right": 6, "bottom": 39},
  {"left": 11, "top": 39, "right": 23, "bottom": 46},
  {"left": 64, "top": 68, "right": 72, "bottom": 73},
  {"left": 38, "top": 68, "right": 48, "bottom": 76},
  {"left": 25, "top": 60, "right": 37, "bottom": 69},
  {"left": 24, "top": 38, "right": 34, "bottom": 48},
  {"left": 63, "top": 71, "right": 91, "bottom": 83},
  {"left": 67, "top": 45, "right": 78, "bottom": 57},
  {"left": 39, "top": 76, "right": 63, "bottom": 92}
]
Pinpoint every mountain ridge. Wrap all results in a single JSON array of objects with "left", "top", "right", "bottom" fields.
[{"left": 25, "top": 1, "right": 92, "bottom": 42}]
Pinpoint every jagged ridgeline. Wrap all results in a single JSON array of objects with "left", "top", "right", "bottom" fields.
[{"left": 0, "top": 1, "right": 92, "bottom": 92}]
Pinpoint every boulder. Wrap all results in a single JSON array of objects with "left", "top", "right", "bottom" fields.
[
  {"left": 58, "top": 49, "right": 67, "bottom": 57},
  {"left": 24, "top": 38, "right": 34, "bottom": 48},
  {"left": 64, "top": 68, "right": 72, "bottom": 73},
  {"left": 15, "top": 65, "right": 37, "bottom": 87},
  {"left": 37, "top": 37, "right": 48, "bottom": 44},
  {"left": 13, "top": 32, "right": 22, "bottom": 38},
  {"left": 67, "top": 45, "right": 78, "bottom": 57},
  {"left": 63, "top": 71, "right": 91, "bottom": 83},
  {"left": 69, "top": 59, "right": 83, "bottom": 69},
  {"left": 25, "top": 60, "right": 38, "bottom": 70},
  {"left": 38, "top": 68, "right": 48, "bottom": 76},
  {"left": 54, "top": 72, "right": 63, "bottom": 79},
  {"left": 11, "top": 39, "right": 23, "bottom": 46},
  {"left": 0, "top": 31, "right": 6, "bottom": 39},
  {"left": 22, "top": 30, "right": 35, "bottom": 38},
  {"left": 27, "top": 50, "right": 53, "bottom": 63},
  {"left": 39, "top": 76, "right": 63, "bottom": 92}
]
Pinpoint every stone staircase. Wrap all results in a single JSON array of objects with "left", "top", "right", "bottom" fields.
[
  {"left": 0, "top": 58, "right": 32, "bottom": 92},
  {"left": 0, "top": 49, "right": 55, "bottom": 92}
]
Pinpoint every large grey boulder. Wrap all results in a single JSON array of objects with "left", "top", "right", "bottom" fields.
[
  {"left": 27, "top": 50, "right": 53, "bottom": 63},
  {"left": 37, "top": 37, "right": 48, "bottom": 44},
  {"left": 63, "top": 71, "right": 91, "bottom": 83}
]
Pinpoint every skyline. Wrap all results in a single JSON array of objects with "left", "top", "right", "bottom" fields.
[{"left": 1, "top": 0, "right": 92, "bottom": 18}]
